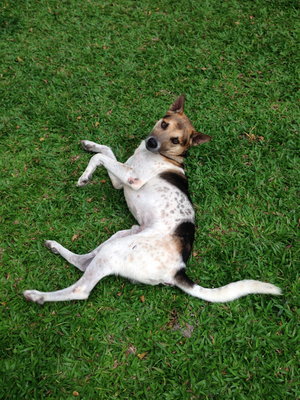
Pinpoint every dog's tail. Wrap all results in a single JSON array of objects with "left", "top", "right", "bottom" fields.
[{"left": 174, "top": 269, "right": 281, "bottom": 303}]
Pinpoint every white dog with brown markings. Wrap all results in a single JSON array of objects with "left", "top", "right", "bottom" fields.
[{"left": 24, "top": 96, "right": 281, "bottom": 305}]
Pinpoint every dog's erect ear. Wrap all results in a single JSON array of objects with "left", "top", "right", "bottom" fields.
[
  {"left": 191, "top": 132, "right": 211, "bottom": 146},
  {"left": 169, "top": 95, "right": 185, "bottom": 114}
]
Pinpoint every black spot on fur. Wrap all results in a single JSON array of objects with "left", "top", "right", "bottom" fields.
[
  {"left": 160, "top": 171, "right": 192, "bottom": 202},
  {"left": 174, "top": 221, "right": 195, "bottom": 263},
  {"left": 174, "top": 268, "right": 195, "bottom": 288}
]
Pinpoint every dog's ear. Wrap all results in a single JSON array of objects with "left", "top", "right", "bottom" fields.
[
  {"left": 191, "top": 132, "right": 211, "bottom": 146},
  {"left": 169, "top": 95, "right": 185, "bottom": 114}
]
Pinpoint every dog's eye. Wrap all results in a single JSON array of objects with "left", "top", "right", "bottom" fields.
[
  {"left": 171, "top": 137, "right": 180, "bottom": 144},
  {"left": 161, "top": 121, "right": 169, "bottom": 130}
]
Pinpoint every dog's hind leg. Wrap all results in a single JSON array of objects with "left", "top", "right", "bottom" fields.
[
  {"left": 24, "top": 258, "right": 112, "bottom": 304},
  {"left": 44, "top": 241, "right": 95, "bottom": 271},
  {"left": 45, "top": 226, "right": 141, "bottom": 272}
]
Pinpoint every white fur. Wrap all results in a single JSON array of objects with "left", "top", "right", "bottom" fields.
[{"left": 23, "top": 139, "right": 281, "bottom": 304}]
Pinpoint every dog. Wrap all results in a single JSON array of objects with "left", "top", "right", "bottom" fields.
[{"left": 23, "top": 96, "right": 281, "bottom": 304}]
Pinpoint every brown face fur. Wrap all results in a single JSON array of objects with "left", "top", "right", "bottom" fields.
[{"left": 148, "top": 96, "right": 211, "bottom": 162}]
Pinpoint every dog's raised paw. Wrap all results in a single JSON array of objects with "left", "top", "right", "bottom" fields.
[
  {"left": 81, "top": 140, "right": 97, "bottom": 152},
  {"left": 45, "top": 240, "right": 60, "bottom": 254},
  {"left": 23, "top": 290, "right": 45, "bottom": 305}
]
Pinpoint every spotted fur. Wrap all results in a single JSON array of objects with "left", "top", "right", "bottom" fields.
[{"left": 160, "top": 171, "right": 191, "bottom": 202}]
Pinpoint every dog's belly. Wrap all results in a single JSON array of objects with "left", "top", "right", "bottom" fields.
[{"left": 94, "top": 232, "right": 182, "bottom": 286}]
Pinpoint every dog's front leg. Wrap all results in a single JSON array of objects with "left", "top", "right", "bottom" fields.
[
  {"left": 80, "top": 141, "right": 123, "bottom": 189},
  {"left": 77, "top": 154, "right": 144, "bottom": 190}
]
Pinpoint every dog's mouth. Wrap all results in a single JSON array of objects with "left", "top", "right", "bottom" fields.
[{"left": 145, "top": 136, "right": 160, "bottom": 152}]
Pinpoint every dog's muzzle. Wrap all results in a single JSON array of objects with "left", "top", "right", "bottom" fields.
[{"left": 146, "top": 136, "right": 159, "bottom": 152}]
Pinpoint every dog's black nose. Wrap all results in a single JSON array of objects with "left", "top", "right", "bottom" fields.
[{"left": 146, "top": 137, "right": 159, "bottom": 151}]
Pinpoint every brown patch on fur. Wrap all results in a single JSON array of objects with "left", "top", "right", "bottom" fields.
[
  {"left": 173, "top": 235, "right": 184, "bottom": 257},
  {"left": 176, "top": 121, "right": 184, "bottom": 130},
  {"left": 73, "top": 286, "right": 84, "bottom": 293}
]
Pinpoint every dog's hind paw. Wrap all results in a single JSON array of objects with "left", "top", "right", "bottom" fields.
[
  {"left": 23, "top": 290, "right": 45, "bottom": 305},
  {"left": 45, "top": 240, "right": 60, "bottom": 254},
  {"left": 77, "top": 175, "right": 90, "bottom": 187}
]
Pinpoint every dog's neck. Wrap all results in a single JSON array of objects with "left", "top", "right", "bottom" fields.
[
  {"left": 159, "top": 152, "right": 186, "bottom": 168},
  {"left": 140, "top": 140, "right": 185, "bottom": 168}
]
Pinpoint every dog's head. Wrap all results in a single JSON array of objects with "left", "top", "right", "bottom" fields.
[{"left": 146, "top": 96, "right": 211, "bottom": 163}]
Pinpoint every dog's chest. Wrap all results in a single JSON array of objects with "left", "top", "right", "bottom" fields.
[
  {"left": 123, "top": 147, "right": 195, "bottom": 228},
  {"left": 125, "top": 178, "right": 194, "bottom": 228}
]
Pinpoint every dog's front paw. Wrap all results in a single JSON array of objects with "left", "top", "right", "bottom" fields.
[
  {"left": 45, "top": 240, "right": 60, "bottom": 254},
  {"left": 81, "top": 140, "right": 97, "bottom": 152},
  {"left": 81, "top": 140, "right": 112, "bottom": 155},
  {"left": 23, "top": 290, "right": 45, "bottom": 305}
]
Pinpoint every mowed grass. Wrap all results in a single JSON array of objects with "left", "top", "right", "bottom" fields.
[{"left": 0, "top": 0, "right": 299, "bottom": 399}]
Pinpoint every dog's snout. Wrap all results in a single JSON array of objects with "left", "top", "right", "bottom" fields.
[
  {"left": 146, "top": 136, "right": 159, "bottom": 151},
  {"left": 147, "top": 137, "right": 158, "bottom": 148}
]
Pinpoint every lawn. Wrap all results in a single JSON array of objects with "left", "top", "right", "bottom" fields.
[{"left": 0, "top": 0, "right": 299, "bottom": 399}]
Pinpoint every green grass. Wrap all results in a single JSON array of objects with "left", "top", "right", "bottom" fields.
[{"left": 0, "top": 0, "right": 299, "bottom": 398}]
